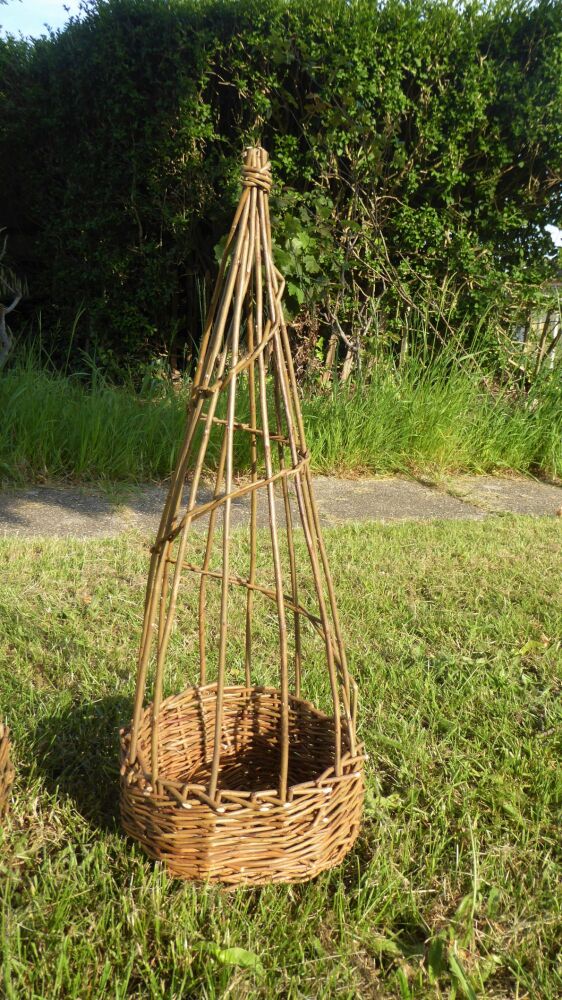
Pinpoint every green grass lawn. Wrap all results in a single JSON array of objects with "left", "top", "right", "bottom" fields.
[{"left": 0, "top": 517, "right": 561, "bottom": 998}]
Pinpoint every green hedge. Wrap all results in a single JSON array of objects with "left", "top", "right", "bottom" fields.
[{"left": 0, "top": 0, "right": 561, "bottom": 372}]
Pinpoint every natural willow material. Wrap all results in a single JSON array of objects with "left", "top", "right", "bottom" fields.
[
  {"left": 120, "top": 147, "right": 364, "bottom": 884},
  {"left": 0, "top": 724, "right": 14, "bottom": 816}
]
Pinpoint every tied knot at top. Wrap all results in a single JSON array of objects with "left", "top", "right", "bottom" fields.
[{"left": 242, "top": 159, "right": 272, "bottom": 193}]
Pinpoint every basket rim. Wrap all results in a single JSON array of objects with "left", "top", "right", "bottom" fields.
[{"left": 121, "top": 683, "right": 365, "bottom": 809}]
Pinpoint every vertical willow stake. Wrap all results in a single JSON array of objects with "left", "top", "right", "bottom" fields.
[{"left": 120, "top": 147, "right": 364, "bottom": 885}]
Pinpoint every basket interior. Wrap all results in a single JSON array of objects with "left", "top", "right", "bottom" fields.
[{"left": 137, "top": 685, "right": 339, "bottom": 794}]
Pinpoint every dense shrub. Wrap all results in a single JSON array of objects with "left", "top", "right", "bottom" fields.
[{"left": 0, "top": 0, "right": 560, "bottom": 373}]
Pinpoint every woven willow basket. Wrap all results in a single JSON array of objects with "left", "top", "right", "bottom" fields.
[
  {"left": 120, "top": 148, "right": 364, "bottom": 884},
  {"left": 0, "top": 724, "right": 14, "bottom": 816},
  {"left": 121, "top": 686, "right": 364, "bottom": 883}
]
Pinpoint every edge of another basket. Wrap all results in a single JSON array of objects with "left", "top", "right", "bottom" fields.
[{"left": 0, "top": 724, "right": 14, "bottom": 816}]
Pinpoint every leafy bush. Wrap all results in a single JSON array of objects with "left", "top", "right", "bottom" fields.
[{"left": 0, "top": 0, "right": 560, "bottom": 372}]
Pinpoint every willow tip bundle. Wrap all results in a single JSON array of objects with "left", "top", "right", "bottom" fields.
[{"left": 120, "top": 147, "right": 364, "bottom": 884}]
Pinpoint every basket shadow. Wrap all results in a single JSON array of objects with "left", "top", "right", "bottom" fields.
[{"left": 31, "top": 695, "right": 131, "bottom": 833}]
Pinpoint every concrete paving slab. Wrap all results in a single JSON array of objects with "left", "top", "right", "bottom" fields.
[
  {"left": 2, "top": 477, "right": 556, "bottom": 541},
  {"left": 120, "top": 482, "right": 300, "bottom": 537},
  {"left": 0, "top": 487, "right": 119, "bottom": 539},
  {"left": 311, "top": 476, "right": 485, "bottom": 524},
  {"left": 0, "top": 483, "right": 248, "bottom": 540},
  {"left": 446, "top": 475, "right": 562, "bottom": 516},
  {"left": 0, "top": 475, "right": 488, "bottom": 539}
]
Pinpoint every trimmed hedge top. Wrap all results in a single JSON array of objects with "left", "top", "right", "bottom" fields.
[{"left": 1, "top": 0, "right": 560, "bottom": 371}]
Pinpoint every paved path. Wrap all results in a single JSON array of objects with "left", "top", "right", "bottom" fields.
[{"left": 0, "top": 475, "right": 560, "bottom": 539}]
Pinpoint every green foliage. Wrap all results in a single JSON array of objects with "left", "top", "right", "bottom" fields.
[
  {"left": 0, "top": 345, "right": 560, "bottom": 482},
  {"left": 0, "top": 0, "right": 560, "bottom": 369}
]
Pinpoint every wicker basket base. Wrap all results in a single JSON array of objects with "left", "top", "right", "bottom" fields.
[
  {"left": 0, "top": 724, "right": 14, "bottom": 816},
  {"left": 120, "top": 685, "right": 364, "bottom": 884}
]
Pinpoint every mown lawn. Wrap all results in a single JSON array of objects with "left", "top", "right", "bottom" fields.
[{"left": 0, "top": 517, "right": 561, "bottom": 998}]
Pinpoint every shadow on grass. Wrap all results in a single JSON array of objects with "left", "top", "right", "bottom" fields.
[{"left": 31, "top": 695, "right": 132, "bottom": 833}]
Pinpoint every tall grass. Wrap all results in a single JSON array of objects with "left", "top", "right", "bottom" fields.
[
  {"left": 306, "top": 349, "right": 562, "bottom": 477},
  {"left": 0, "top": 345, "right": 560, "bottom": 484}
]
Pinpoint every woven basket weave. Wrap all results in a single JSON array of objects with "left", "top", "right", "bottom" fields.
[
  {"left": 0, "top": 724, "right": 14, "bottom": 816},
  {"left": 120, "top": 147, "right": 364, "bottom": 884},
  {"left": 121, "top": 686, "right": 364, "bottom": 883}
]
